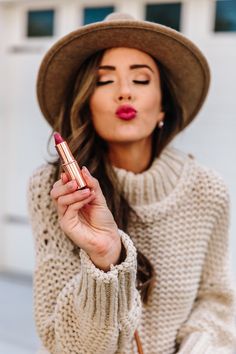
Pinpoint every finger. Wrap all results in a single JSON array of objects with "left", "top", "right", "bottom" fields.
[
  {"left": 64, "top": 192, "right": 96, "bottom": 218},
  {"left": 53, "top": 178, "right": 64, "bottom": 189},
  {"left": 51, "top": 172, "right": 70, "bottom": 190},
  {"left": 58, "top": 188, "right": 91, "bottom": 209},
  {"left": 81, "top": 167, "right": 105, "bottom": 203},
  {"left": 50, "top": 179, "right": 78, "bottom": 201},
  {"left": 51, "top": 178, "right": 64, "bottom": 207},
  {"left": 61, "top": 172, "right": 69, "bottom": 184}
]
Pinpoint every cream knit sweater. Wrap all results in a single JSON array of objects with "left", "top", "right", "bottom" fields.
[{"left": 28, "top": 145, "right": 236, "bottom": 354}]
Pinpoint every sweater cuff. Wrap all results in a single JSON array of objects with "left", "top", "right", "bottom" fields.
[
  {"left": 177, "top": 332, "right": 211, "bottom": 354},
  {"left": 77, "top": 230, "right": 137, "bottom": 327}
]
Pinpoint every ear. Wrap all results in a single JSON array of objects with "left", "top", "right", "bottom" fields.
[{"left": 158, "top": 111, "right": 165, "bottom": 122}]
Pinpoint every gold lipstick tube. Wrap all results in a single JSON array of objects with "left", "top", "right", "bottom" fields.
[{"left": 55, "top": 141, "right": 87, "bottom": 189}]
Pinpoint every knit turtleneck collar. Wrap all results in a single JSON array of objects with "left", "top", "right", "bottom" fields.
[{"left": 112, "top": 145, "right": 189, "bottom": 206}]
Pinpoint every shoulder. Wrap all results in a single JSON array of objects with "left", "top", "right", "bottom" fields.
[
  {"left": 28, "top": 163, "right": 56, "bottom": 189},
  {"left": 157, "top": 146, "right": 230, "bottom": 211},
  {"left": 170, "top": 146, "right": 229, "bottom": 197},
  {"left": 189, "top": 155, "right": 230, "bottom": 210},
  {"left": 27, "top": 163, "right": 57, "bottom": 202}
]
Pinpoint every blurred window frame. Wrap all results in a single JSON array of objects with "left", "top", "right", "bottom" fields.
[
  {"left": 214, "top": 0, "right": 236, "bottom": 32},
  {"left": 26, "top": 9, "right": 55, "bottom": 38},
  {"left": 145, "top": 2, "right": 182, "bottom": 32},
  {"left": 83, "top": 6, "right": 115, "bottom": 25}
]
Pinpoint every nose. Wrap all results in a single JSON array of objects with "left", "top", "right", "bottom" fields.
[{"left": 117, "top": 80, "right": 132, "bottom": 102}]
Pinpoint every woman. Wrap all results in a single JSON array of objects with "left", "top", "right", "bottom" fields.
[{"left": 28, "top": 13, "right": 236, "bottom": 354}]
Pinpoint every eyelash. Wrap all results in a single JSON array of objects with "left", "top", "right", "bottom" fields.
[{"left": 96, "top": 80, "right": 150, "bottom": 86}]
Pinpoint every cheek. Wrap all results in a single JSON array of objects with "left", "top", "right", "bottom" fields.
[
  {"left": 90, "top": 94, "right": 103, "bottom": 127},
  {"left": 143, "top": 91, "right": 162, "bottom": 118},
  {"left": 141, "top": 81, "right": 162, "bottom": 109},
  {"left": 89, "top": 93, "right": 111, "bottom": 138},
  {"left": 90, "top": 89, "right": 111, "bottom": 117},
  {"left": 89, "top": 92, "right": 99, "bottom": 116}
]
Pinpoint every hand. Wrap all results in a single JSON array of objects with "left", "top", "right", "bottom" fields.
[{"left": 50, "top": 166, "right": 121, "bottom": 271}]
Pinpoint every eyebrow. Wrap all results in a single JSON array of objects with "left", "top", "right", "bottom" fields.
[{"left": 98, "top": 64, "right": 154, "bottom": 73}]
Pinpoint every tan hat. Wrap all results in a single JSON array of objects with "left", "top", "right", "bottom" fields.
[{"left": 37, "top": 12, "right": 210, "bottom": 128}]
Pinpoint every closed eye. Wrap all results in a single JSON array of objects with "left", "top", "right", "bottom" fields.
[
  {"left": 96, "top": 80, "right": 113, "bottom": 86},
  {"left": 96, "top": 79, "right": 150, "bottom": 86},
  {"left": 133, "top": 80, "right": 150, "bottom": 85}
]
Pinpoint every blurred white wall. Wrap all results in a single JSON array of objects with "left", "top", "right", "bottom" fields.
[
  {"left": 0, "top": 0, "right": 235, "bottom": 278},
  {"left": 0, "top": 5, "right": 6, "bottom": 270}
]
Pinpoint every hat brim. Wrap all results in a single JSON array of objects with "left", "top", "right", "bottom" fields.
[{"left": 37, "top": 19, "right": 210, "bottom": 128}]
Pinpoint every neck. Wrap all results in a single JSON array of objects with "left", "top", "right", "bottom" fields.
[
  {"left": 112, "top": 145, "right": 189, "bottom": 206},
  {"left": 108, "top": 138, "right": 152, "bottom": 173}
]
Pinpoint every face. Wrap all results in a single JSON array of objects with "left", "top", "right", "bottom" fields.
[{"left": 89, "top": 47, "right": 165, "bottom": 145}]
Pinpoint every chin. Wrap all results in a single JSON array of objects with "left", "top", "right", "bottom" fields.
[{"left": 109, "top": 135, "right": 147, "bottom": 144}]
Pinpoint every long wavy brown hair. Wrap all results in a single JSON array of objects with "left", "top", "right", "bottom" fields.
[{"left": 50, "top": 49, "right": 184, "bottom": 304}]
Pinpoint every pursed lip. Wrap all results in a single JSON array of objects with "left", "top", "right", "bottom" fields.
[{"left": 115, "top": 104, "right": 137, "bottom": 120}]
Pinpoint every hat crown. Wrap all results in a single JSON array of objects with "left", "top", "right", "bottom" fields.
[{"left": 104, "top": 12, "right": 135, "bottom": 22}]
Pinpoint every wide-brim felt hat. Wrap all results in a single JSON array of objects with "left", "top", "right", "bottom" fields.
[{"left": 37, "top": 12, "right": 210, "bottom": 129}]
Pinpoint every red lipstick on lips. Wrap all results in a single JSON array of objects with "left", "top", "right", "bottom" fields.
[
  {"left": 116, "top": 104, "right": 137, "bottom": 120},
  {"left": 53, "top": 132, "right": 87, "bottom": 189}
]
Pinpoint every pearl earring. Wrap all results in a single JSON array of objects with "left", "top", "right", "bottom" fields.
[{"left": 158, "top": 121, "right": 164, "bottom": 128}]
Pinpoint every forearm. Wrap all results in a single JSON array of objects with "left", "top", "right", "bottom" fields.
[{"left": 34, "top": 230, "right": 141, "bottom": 354}]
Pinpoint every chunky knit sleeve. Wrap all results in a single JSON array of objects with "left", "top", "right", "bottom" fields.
[
  {"left": 27, "top": 164, "right": 141, "bottom": 354},
  {"left": 176, "top": 172, "right": 236, "bottom": 354}
]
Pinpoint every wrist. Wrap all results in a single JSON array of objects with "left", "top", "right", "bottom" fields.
[{"left": 89, "top": 232, "right": 122, "bottom": 271}]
